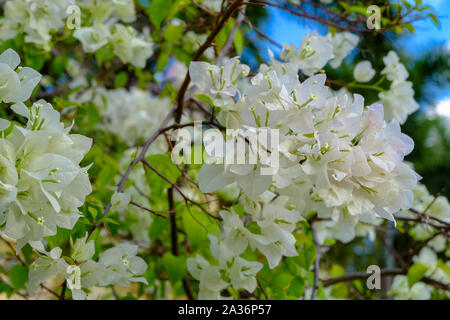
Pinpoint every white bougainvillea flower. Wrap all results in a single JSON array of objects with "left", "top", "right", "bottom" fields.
[
  {"left": 74, "top": 24, "right": 111, "bottom": 53},
  {"left": 282, "top": 31, "right": 334, "bottom": 76},
  {"left": 111, "top": 191, "right": 131, "bottom": 212},
  {"left": 353, "top": 60, "right": 376, "bottom": 83},
  {"left": 326, "top": 31, "right": 360, "bottom": 68},
  {"left": 0, "top": 98, "right": 92, "bottom": 251},
  {"left": 0, "top": 49, "right": 41, "bottom": 103},
  {"left": 189, "top": 56, "right": 250, "bottom": 103},
  {"left": 390, "top": 275, "right": 432, "bottom": 300},
  {"left": 110, "top": 24, "right": 154, "bottom": 68},
  {"left": 381, "top": 51, "right": 409, "bottom": 82},
  {"left": 0, "top": 0, "right": 74, "bottom": 50},
  {"left": 94, "top": 87, "right": 172, "bottom": 146},
  {"left": 99, "top": 244, "right": 148, "bottom": 286},
  {"left": 228, "top": 257, "right": 262, "bottom": 292},
  {"left": 379, "top": 80, "right": 419, "bottom": 124}
]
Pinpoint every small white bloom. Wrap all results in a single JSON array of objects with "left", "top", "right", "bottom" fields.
[{"left": 353, "top": 61, "right": 376, "bottom": 83}]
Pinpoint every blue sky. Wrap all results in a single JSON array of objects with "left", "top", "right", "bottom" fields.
[
  {"left": 246, "top": 0, "right": 449, "bottom": 111},
  {"left": 254, "top": 0, "right": 449, "bottom": 55}
]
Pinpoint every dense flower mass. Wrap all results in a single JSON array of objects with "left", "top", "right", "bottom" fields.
[
  {"left": 0, "top": 0, "right": 153, "bottom": 67},
  {"left": 0, "top": 1, "right": 446, "bottom": 302},
  {"left": 93, "top": 87, "right": 172, "bottom": 146},
  {"left": 0, "top": 49, "right": 41, "bottom": 104},
  {"left": 0, "top": 0, "right": 74, "bottom": 50},
  {"left": 29, "top": 235, "right": 147, "bottom": 300},
  {"left": 0, "top": 50, "right": 92, "bottom": 252},
  {"left": 186, "top": 30, "right": 421, "bottom": 296}
]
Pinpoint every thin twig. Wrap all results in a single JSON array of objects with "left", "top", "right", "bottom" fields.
[{"left": 176, "top": 0, "right": 245, "bottom": 124}]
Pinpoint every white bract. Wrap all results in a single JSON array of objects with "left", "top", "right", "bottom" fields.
[
  {"left": 0, "top": 96, "right": 93, "bottom": 251},
  {"left": 186, "top": 32, "right": 422, "bottom": 298},
  {"left": 28, "top": 235, "right": 147, "bottom": 300},
  {"left": 0, "top": 0, "right": 74, "bottom": 50},
  {"left": 0, "top": 49, "right": 42, "bottom": 103},
  {"left": 94, "top": 87, "right": 172, "bottom": 147},
  {"left": 379, "top": 80, "right": 419, "bottom": 124},
  {"left": 353, "top": 60, "right": 376, "bottom": 83},
  {"left": 381, "top": 51, "right": 409, "bottom": 82},
  {"left": 389, "top": 275, "right": 432, "bottom": 300},
  {"left": 326, "top": 31, "right": 360, "bottom": 68}
]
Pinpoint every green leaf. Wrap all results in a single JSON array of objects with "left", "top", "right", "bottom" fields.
[
  {"left": 145, "top": 154, "right": 181, "bottom": 194},
  {"left": 0, "top": 281, "right": 13, "bottom": 297},
  {"left": 148, "top": 0, "right": 173, "bottom": 27},
  {"left": 181, "top": 209, "right": 207, "bottom": 250},
  {"left": 165, "top": 0, "right": 189, "bottom": 22},
  {"left": 407, "top": 263, "right": 428, "bottom": 287},
  {"left": 51, "top": 55, "right": 68, "bottom": 75},
  {"left": 286, "top": 277, "right": 305, "bottom": 298},
  {"left": 9, "top": 265, "right": 28, "bottom": 290},
  {"left": 295, "top": 243, "right": 316, "bottom": 270},
  {"left": 95, "top": 46, "right": 115, "bottom": 66},
  {"left": 331, "top": 264, "right": 346, "bottom": 278},
  {"left": 164, "top": 24, "right": 184, "bottom": 45},
  {"left": 114, "top": 72, "right": 129, "bottom": 88},
  {"left": 428, "top": 13, "right": 440, "bottom": 28},
  {"left": 101, "top": 217, "right": 120, "bottom": 226},
  {"left": 156, "top": 51, "right": 170, "bottom": 72},
  {"left": 401, "top": 0, "right": 412, "bottom": 10},
  {"left": 216, "top": 20, "right": 235, "bottom": 51},
  {"left": 161, "top": 253, "right": 186, "bottom": 285},
  {"left": 404, "top": 23, "right": 415, "bottom": 34},
  {"left": 150, "top": 216, "right": 169, "bottom": 241},
  {"left": 233, "top": 28, "right": 244, "bottom": 55},
  {"left": 193, "top": 94, "right": 214, "bottom": 106},
  {"left": 330, "top": 283, "right": 348, "bottom": 299}
]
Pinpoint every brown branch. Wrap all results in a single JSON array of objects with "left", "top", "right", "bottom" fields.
[
  {"left": 59, "top": 281, "right": 67, "bottom": 300},
  {"left": 91, "top": 107, "right": 176, "bottom": 236},
  {"left": 130, "top": 201, "right": 167, "bottom": 219},
  {"left": 216, "top": 5, "right": 247, "bottom": 63},
  {"left": 175, "top": 0, "right": 245, "bottom": 124},
  {"left": 322, "top": 268, "right": 403, "bottom": 287},
  {"left": 409, "top": 208, "right": 450, "bottom": 228},
  {"left": 322, "top": 268, "right": 450, "bottom": 292},
  {"left": 0, "top": 236, "right": 60, "bottom": 299},
  {"left": 141, "top": 158, "right": 219, "bottom": 221}
]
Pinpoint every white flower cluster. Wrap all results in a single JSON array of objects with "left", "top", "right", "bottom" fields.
[
  {"left": 186, "top": 31, "right": 420, "bottom": 298},
  {"left": 29, "top": 234, "right": 147, "bottom": 300},
  {"left": 93, "top": 87, "right": 172, "bottom": 147},
  {"left": 378, "top": 51, "right": 419, "bottom": 124},
  {"left": 188, "top": 233, "right": 263, "bottom": 299},
  {"left": 0, "top": 0, "right": 75, "bottom": 50},
  {"left": 390, "top": 247, "right": 449, "bottom": 300},
  {"left": 0, "top": 49, "right": 42, "bottom": 104},
  {"left": 280, "top": 30, "right": 359, "bottom": 76},
  {"left": 389, "top": 275, "right": 433, "bottom": 300},
  {"left": 0, "top": 50, "right": 92, "bottom": 252},
  {"left": 112, "top": 149, "right": 154, "bottom": 246},
  {"left": 74, "top": 0, "right": 153, "bottom": 68},
  {"left": 0, "top": 0, "right": 153, "bottom": 67}
]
